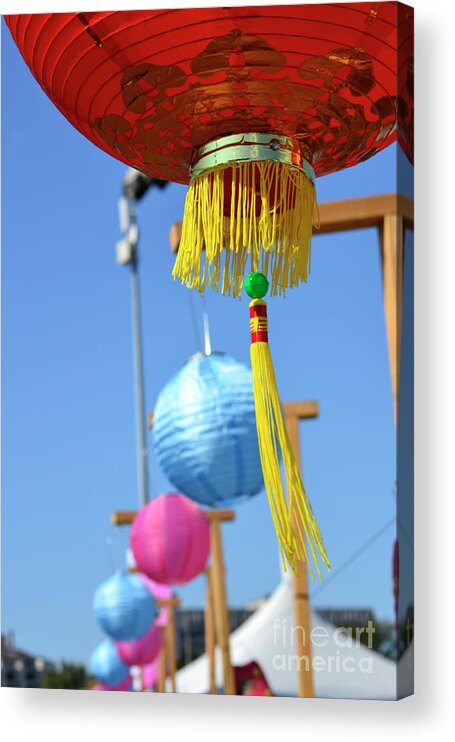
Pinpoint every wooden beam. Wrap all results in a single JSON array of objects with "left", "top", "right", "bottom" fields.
[
  {"left": 111, "top": 510, "right": 137, "bottom": 526},
  {"left": 204, "top": 509, "right": 235, "bottom": 523},
  {"left": 169, "top": 194, "right": 414, "bottom": 253},
  {"left": 283, "top": 401, "right": 319, "bottom": 420},
  {"left": 112, "top": 508, "right": 235, "bottom": 527},
  {"left": 316, "top": 193, "right": 414, "bottom": 234},
  {"left": 169, "top": 221, "right": 182, "bottom": 255}
]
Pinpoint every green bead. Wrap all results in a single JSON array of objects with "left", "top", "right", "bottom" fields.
[{"left": 245, "top": 272, "right": 269, "bottom": 299}]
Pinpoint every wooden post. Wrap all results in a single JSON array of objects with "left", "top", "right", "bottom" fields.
[
  {"left": 157, "top": 597, "right": 180, "bottom": 693},
  {"left": 157, "top": 625, "right": 167, "bottom": 693},
  {"left": 283, "top": 402, "right": 319, "bottom": 698},
  {"left": 167, "top": 602, "right": 177, "bottom": 692},
  {"left": 204, "top": 566, "right": 217, "bottom": 694},
  {"left": 205, "top": 510, "right": 236, "bottom": 695},
  {"left": 381, "top": 212, "right": 405, "bottom": 422}
]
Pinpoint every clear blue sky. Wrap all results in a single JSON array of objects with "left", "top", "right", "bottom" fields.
[{"left": 1, "top": 21, "right": 412, "bottom": 666}]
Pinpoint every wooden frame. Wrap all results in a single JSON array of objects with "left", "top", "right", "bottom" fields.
[
  {"left": 112, "top": 507, "right": 236, "bottom": 695},
  {"left": 112, "top": 510, "right": 180, "bottom": 693}
]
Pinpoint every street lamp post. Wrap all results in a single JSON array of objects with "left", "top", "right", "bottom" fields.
[{"left": 116, "top": 169, "right": 168, "bottom": 508}]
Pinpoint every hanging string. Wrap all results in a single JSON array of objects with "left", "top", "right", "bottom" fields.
[
  {"left": 104, "top": 536, "right": 116, "bottom": 573},
  {"left": 188, "top": 291, "right": 202, "bottom": 353},
  {"left": 201, "top": 295, "right": 212, "bottom": 356},
  {"left": 311, "top": 517, "right": 395, "bottom": 598}
]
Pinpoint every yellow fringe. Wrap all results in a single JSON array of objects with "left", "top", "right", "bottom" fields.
[
  {"left": 173, "top": 160, "right": 317, "bottom": 299},
  {"left": 250, "top": 339, "right": 331, "bottom": 579}
]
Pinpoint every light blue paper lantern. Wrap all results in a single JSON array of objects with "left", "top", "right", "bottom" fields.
[
  {"left": 89, "top": 639, "right": 129, "bottom": 686},
  {"left": 152, "top": 352, "right": 264, "bottom": 507},
  {"left": 93, "top": 571, "right": 156, "bottom": 641}
]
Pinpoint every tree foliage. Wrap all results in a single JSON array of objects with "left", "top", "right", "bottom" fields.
[{"left": 44, "top": 662, "right": 89, "bottom": 690}]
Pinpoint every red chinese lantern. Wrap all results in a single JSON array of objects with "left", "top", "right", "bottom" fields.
[
  {"left": 5, "top": 5, "right": 413, "bottom": 577},
  {"left": 4, "top": 6, "right": 412, "bottom": 183}
]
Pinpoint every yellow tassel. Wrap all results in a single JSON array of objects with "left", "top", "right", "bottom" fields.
[
  {"left": 173, "top": 159, "right": 317, "bottom": 299},
  {"left": 249, "top": 295, "right": 330, "bottom": 579},
  {"left": 173, "top": 130, "right": 328, "bottom": 578}
]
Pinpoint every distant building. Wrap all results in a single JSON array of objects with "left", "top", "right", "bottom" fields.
[
  {"left": 175, "top": 607, "right": 254, "bottom": 666},
  {"left": 316, "top": 608, "right": 375, "bottom": 628},
  {"left": 1, "top": 633, "right": 54, "bottom": 688},
  {"left": 245, "top": 595, "right": 270, "bottom": 612}
]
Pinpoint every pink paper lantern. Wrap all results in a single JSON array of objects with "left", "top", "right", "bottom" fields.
[
  {"left": 142, "top": 659, "right": 159, "bottom": 690},
  {"left": 115, "top": 621, "right": 162, "bottom": 667},
  {"left": 137, "top": 573, "right": 172, "bottom": 602},
  {"left": 131, "top": 494, "right": 210, "bottom": 585}
]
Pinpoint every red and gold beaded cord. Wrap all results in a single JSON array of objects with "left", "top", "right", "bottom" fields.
[
  {"left": 246, "top": 278, "right": 330, "bottom": 578},
  {"left": 250, "top": 300, "right": 269, "bottom": 344}
]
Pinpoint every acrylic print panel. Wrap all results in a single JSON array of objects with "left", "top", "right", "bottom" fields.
[{"left": 1, "top": 2, "right": 413, "bottom": 700}]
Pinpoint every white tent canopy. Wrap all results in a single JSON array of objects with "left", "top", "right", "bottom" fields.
[{"left": 176, "top": 573, "right": 397, "bottom": 699}]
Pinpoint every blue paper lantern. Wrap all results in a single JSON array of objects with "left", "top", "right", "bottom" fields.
[
  {"left": 89, "top": 639, "right": 129, "bottom": 686},
  {"left": 152, "top": 352, "right": 264, "bottom": 507},
  {"left": 93, "top": 572, "right": 156, "bottom": 641}
]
